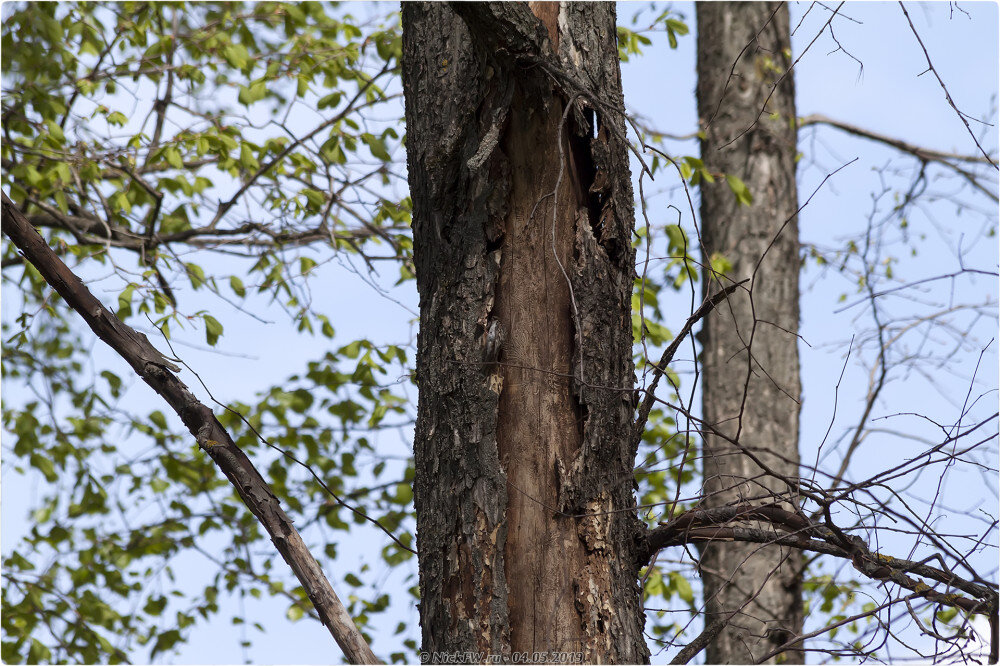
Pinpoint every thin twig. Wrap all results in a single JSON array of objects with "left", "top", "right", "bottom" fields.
[{"left": 897, "top": 2, "right": 998, "bottom": 169}]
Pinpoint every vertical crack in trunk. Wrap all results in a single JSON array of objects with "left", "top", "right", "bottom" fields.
[
  {"left": 494, "top": 71, "right": 591, "bottom": 658},
  {"left": 491, "top": 5, "right": 648, "bottom": 662}
]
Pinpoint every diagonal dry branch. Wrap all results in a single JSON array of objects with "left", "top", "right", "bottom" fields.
[
  {"left": 1, "top": 192, "right": 380, "bottom": 665},
  {"left": 632, "top": 278, "right": 749, "bottom": 446},
  {"left": 800, "top": 113, "right": 998, "bottom": 199}
]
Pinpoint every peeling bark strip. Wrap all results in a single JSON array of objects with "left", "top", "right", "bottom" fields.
[
  {"left": 402, "top": 3, "right": 647, "bottom": 662},
  {"left": 695, "top": 3, "right": 804, "bottom": 664},
  {"left": 1, "top": 193, "right": 378, "bottom": 665}
]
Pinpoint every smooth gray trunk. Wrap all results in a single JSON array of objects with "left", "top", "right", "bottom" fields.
[{"left": 696, "top": 3, "right": 805, "bottom": 663}]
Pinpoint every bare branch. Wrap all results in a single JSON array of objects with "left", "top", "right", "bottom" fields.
[
  {"left": 669, "top": 618, "right": 728, "bottom": 664},
  {"left": 801, "top": 113, "right": 995, "bottom": 166},
  {"left": 640, "top": 502, "right": 999, "bottom": 623}
]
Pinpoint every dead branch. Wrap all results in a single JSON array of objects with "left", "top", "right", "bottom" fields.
[
  {"left": 669, "top": 617, "right": 728, "bottom": 664},
  {"left": 15, "top": 203, "right": 405, "bottom": 256}
]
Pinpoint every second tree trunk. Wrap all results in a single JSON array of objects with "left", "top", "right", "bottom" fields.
[{"left": 696, "top": 3, "right": 804, "bottom": 663}]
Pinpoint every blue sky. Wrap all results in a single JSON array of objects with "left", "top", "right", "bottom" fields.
[{"left": 2, "top": 2, "right": 997, "bottom": 663}]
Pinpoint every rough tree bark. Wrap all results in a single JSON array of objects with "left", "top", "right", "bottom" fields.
[
  {"left": 401, "top": 3, "right": 648, "bottom": 662},
  {"left": 695, "top": 3, "right": 805, "bottom": 663}
]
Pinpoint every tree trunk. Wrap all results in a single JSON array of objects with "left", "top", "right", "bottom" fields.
[
  {"left": 401, "top": 3, "right": 648, "bottom": 662},
  {"left": 695, "top": 3, "right": 805, "bottom": 663}
]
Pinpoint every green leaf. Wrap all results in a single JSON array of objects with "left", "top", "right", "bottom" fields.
[
  {"left": 709, "top": 252, "right": 733, "bottom": 277},
  {"left": 149, "top": 410, "right": 168, "bottom": 429},
  {"left": 117, "top": 284, "right": 136, "bottom": 319},
  {"left": 44, "top": 118, "right": 65, "bottom": 146},
  {"left": 222, "top": 43, "right": 250, "bottom": 71},
  {"left": 29, "top": 453, "right": 57, "bottom": 482},
  {"left": 678, "top": 160, "right": 693, "bottom": 181},
  {"left": 7, "top": 551, "right": 35, "bottom": 571},
  {"left": 726, "top": 174, "right": 754, "bottom": 206},
  {"left": 229, "top": 275, "right": 246, "bottom": 298},
  {"left": 143, "top": 596, "right": 167, "bottom": 616},
  {"left": 319, "top": 315, "right": 335, "bottom": 338},
  {"left": 110, "top": 190, "right": 132, "bottom": 214},
  {"left": 41, "top": 13, "right": 63, "bottom": 43},
  {"left": 302, "top": 188, "right": 325, "bottom": 211},
  {"left": 53, "top": 162, "right": 72, "bottom": 185},
  {"left": 164, "top": 146, "right": 184, "bottom": 169},
  {"left": 31, "top": 505, "right": 53, "bottom": 524},
  {"left": 237, "top": 80, "right": 267, "bottom": 105},
  {"left": 665, "top": 17, "right": 690, "bottom": 49},
  {"left": 317, "top": 91, "right": 342, "bottom": 109},
  {"left": 28, "top": 639, "right": 52, "bottom": 664},
  {"left": 936, "top": 607, "right": 958, "bottom": 623},
  {"left": 150, "top": 629, "right": 181, "bottom": 659},
  {"left": 203, "top": 314, "right": 223, "bottom": 346},
  {"left": 341, "top": 340, "right": 363, "bottom": 359},
  {"left": 100, "top": 370, "right": 122, "bottom": 397},
  {"left": 186, "top": 263, "right": 206, "bottom": 290},
  {"left": 54, "top": 190, "right": 69, "bottom": 213},
  {"left": 669, "top": 571, "right": 694, "bottom": 605},
  {"left": 666, "top": 18, "right": 690, "bottom": 36},
  {"left": 299, "top": 256, "right": 318, "bottom": 275},
  {"left": 239, "top": 142, "right": 259, "bottom": 171},
  {"left": 393, "top": 483, "right": 413, "bottom": 505},
  {"left": 362, "top": 132, "right": 390, "bottom": 161}
]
